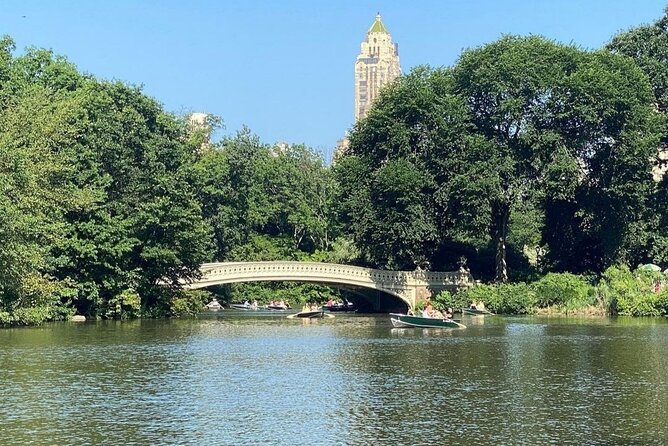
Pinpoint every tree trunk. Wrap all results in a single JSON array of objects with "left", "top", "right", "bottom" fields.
[{"left": 493, "top": 201, "right": 510, "bottom": 283}]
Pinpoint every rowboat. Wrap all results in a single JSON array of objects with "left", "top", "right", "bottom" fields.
[
  {"left": 287, "top": 308, "right": 329, "bottom": 319},
  {"left": 390, "top": 313, "right": 466, "bottom": 329},
  {"left": 205, "top": 298, "right": 222, "bottom": 311},
  {"left": 230, "top": 303, "right": 256, "bottom": 310},
  {"left": 324, "top": 302, "right": 357, "bottom": 312},
  {"left": 462, "top": 307, "right": 494, "bottom": 316}
]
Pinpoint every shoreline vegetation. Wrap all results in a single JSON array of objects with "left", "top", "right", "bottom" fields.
[
  {"left": 434, "top": 267, "right": 668, "bottom": 318},
  {"left": 3, "top": 8, "right": 668, "bottom": 326}
]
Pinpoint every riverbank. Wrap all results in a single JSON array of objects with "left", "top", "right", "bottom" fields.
[{"left": 435, "top": 266, "right": 668, "bottom": 317}]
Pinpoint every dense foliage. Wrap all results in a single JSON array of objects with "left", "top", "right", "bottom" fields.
[
  {"left": 4, "top": 8, "right": 668, "bottom": 324},
  {"left": 435, "top": 267, "right": 666, "bottom": 317},
  {"left": 607, "top": 7, "right": 668, "bottom": 266},
  {"left": 0, "top": 37, "right": 215, "bottom": 324},
  {"left": 0, "top": 36, "right": 346, "bottom": 324},
  {"left": 338, "top": 36, "right": 662, "bottom": 282}
]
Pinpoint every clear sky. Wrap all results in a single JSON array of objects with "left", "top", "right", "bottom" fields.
[{"left": 2, "top": 0, "right": 667, "bottom": 160}]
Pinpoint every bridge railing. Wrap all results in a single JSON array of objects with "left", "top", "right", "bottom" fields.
[{"left": 197, "top": 261, "right": 472, "bottom": 287}]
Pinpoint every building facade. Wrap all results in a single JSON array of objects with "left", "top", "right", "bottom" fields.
[
  {"left": 354, "top": 14, "right": 402, "bottom": 122},
  {"left": 335, "top": 14, "right": 401, "bottom": 162}
]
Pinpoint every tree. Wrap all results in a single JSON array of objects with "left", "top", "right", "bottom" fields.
[
  {"left": 608, "top": 8, "right": 668, "bottom": 266},
  {"left": 194, "top": 129, "right": 339, "bottom": 262},
  {"left": 451, "top": 35, "right": 660, "bottom": 279},
  {"left": 0, "top": 39, "right": 85, "bottom": 322},
  {"left": 0, "top": 39, "right": 213, "bottom": 319},
  {"left": 337, "top": 67, "right": 477, "bottom": 270}
]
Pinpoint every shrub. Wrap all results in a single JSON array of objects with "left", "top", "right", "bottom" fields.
[
  {"left": 433, "top": 290, "right": 468, "bottom": 311},
  {"left": 598, "top": 266, "right": 664, "bottom": 316},
  {"left": 457, "top": 282, "right": 537, "bottom": 315},
  {"left": 491, "top": 283, "right": 537, "bottom": 314},
  {"left": 170, "top": 290, "right": 211, "bottom": 317},
  {"left": 414, "top": 298, "right": 427, "bottom": 312},
  {"left": 457, "top": 284, "right": 495, "bottom": 309},
  {"left": 655, "top": 289, "right": 668, "bottom": 316},
  {"left": 532, "top": 272, "right": 594, "bottom": 308},
  {"left": 10, "top": 306, "right": 56, "bottom": 325},
  {"left": 0, "top": 310, "right": 12, "bottom": 325},
  {"left": 103, "top": 289, "right": 141, "bottom": 319}
]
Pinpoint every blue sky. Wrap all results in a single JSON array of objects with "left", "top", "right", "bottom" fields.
[{"left": 2, "top": 1, "right": 667, "bottom": 160}]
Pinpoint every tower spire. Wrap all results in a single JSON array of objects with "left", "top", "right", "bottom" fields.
[
  {"left": 368, "top": 12, "right": 389, "bottom": 34},
  {"left": 355, "top": 14, "right": 401, "bottom": 121}
]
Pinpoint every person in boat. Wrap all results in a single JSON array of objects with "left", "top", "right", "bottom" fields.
[
  {"left": 326, "top": 298, "right": 334, "bottom": 308},
  {"left": 422, "top": 303, "right": 433, "bottom": 318},
  {"left": 469, "top": 301, "right": 477, "bottom": 310},
  {"left": 243, "top": 300, "right": 250, "bottom": 308},
  {"left": 251, "top": 300, "right": 258, "bottom": 310},
  {"left": 445, "top": 307, "right": 454, "bottom": 319}
]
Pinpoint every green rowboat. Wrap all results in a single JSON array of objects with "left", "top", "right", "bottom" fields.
[
  {"left": 390, "top": 313, "right": 466, "bottom": 329},
  {"left": 462, "top": 307, "right": 494, "bottom": 316}
]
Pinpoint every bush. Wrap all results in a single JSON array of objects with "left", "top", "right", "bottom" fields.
[
  {"left": 655, "top": 289, "right": 668, "bottom": 316},
  {"left": 457, "top": 282, "right": 537, "bottom": 315},
  {"left": 532, "top": 272, "right": 594, "bottom": 309},
  {"left": 434, "top": 289, "right": 470, "bottom": 311},
  {"left": 434, "top": 290, "right": 468, "bottom": 310},
  {"left": 491, "top": 283, "right": 537, "bottom": 314},
  {"left": 10, "top": 306, "right": 56, "bottom": 325},
  {"left": 0, "top": 310, "right": 12, "bottom": 325},
  {"left": 170, "top": 290, "right": 211, "bottom": 317},
  {"left": 414, "top": 298, "right": 427, "bottom": 312},
  {"left": 597, "top": 266, "right": 664, "bottom": 316},
  {"left": 103, "top": 289, "right": 141, "bottom": 319}
]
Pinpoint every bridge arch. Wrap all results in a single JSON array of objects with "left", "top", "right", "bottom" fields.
[{"left": 185, "top": 261, "right": 473, "bottom": 310}]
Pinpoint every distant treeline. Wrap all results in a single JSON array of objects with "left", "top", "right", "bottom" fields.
[{"left": 2, "top": 9, "right": 668, "bottom": 324}]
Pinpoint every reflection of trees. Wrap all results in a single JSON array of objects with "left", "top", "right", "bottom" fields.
[
  {"left": 4, "top": 317, "right": 666, "bottom": 444},
  {"left": 2, "top": 320, "right": 202, "bottom": 444},
  {"left": 326, "top": 317, "right": 668, "bottom": 444}
]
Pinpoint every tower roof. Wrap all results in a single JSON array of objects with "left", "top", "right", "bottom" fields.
[{"left": 368, "top": 14, "right": 389, "bottom": 34}]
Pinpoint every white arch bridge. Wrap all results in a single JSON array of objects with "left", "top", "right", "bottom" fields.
[{"left": 184, "top": 261, "right": 473, "bottom": 310}]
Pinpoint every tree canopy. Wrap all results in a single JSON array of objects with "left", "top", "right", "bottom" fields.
[{"left": 338, "top": 35, "right": 662, "bottom": 280}]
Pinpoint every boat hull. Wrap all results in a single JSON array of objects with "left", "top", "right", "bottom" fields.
[
  {"left": 390, "top": 313, "right": 466, "bottom": 329},
  {"left": 288, "top": 309, "right": 325, "bottom": 319},
  {"left": 230, "top": 304, "right": 255, "bottom": 311},
  {"left": 324, "top": 304, "right": 357, "bottom": 312},
  {"left": 462, "top": 308, "right": 494, "bottom": 316}
]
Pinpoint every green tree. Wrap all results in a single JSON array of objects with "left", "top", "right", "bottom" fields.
[
  {"left": 337, "top": 67, "right": 477, "bottom": 271},
  {"left": 452, "top": 35, "right": 660, "bottom": 279},
  {"left": 608, "top": 8, "right": 668, "bottom": 266},
  {"left": 0, "top": 39, "right": 213, "bottom": 320},
  {"left": 0, "top": 41, "right": 88, "bottom": 322}
]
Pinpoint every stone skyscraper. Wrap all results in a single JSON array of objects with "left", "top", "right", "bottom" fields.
[
  {"left": 354, "top": 14, "right": 401, "bottom": 121},
  {"left": 334, "top": 14, "right": 401, "bottom": 162}
]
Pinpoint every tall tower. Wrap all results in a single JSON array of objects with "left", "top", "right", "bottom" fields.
[{"left": 354, "top": 14, "right": 401, "bottom": 121}]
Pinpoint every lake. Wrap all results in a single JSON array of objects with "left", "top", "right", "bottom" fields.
[{"left": 1, "top": 313, "right": 667, "bottom": 445}]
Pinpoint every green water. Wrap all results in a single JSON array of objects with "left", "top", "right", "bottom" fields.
[{"left": 1, "top": 313, "right": 667, "bottom": 445}]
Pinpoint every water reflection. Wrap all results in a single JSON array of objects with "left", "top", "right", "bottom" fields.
[{"left": 0, "top": 316, "right": 667, "bottom": 445}]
